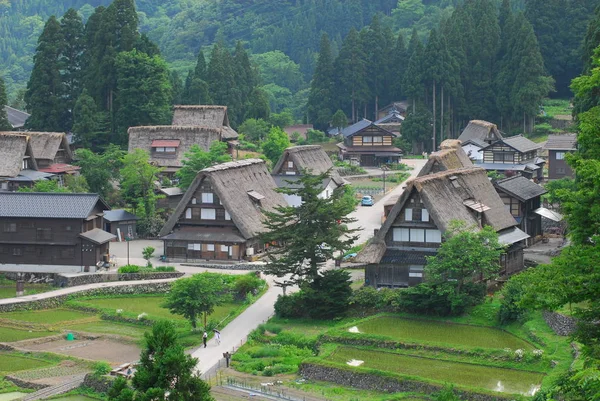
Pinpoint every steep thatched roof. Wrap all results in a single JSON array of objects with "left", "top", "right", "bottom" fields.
[
  {"left": 171, "top": 105, "right": 238, "bottom": 140},
  {"left": 356, "top": 167, "right": 520, "bottom": 264},
  {"left": 0, "top": 131, "right": 71, "bottom": 162},
  {"left": 418, "top": 139, "right": 473, "bottom": 177},
  {"left": 458, "top": 120, "right": 503, "bottom": 147},
  {"left": 127, "top": 126, "right": 222, "bottom": 168},
  {"left": 272, "top": 145, "right": 347, "bottom": 188},
  {"left": 0, "top": 134, "right": 37, "bottom": 177},
  {"left": 160, "top": 159, "right": 286, "bottom": 239}
]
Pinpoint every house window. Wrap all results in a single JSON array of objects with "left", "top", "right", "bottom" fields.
[
  {"left": 422, "top": 209, "right": 430, "bottom": 222},
  {"left": 12, "top": 248, "right": 22, "bottom": 256},
  {"left": 221, "top": 245, "right": 229, "bottom": 252},
  {"left": 187, "top": 243, "right": 201, "bottom": 251},
  {"left": 404, "top": 208, "right": 413, "bottom": 221},
  {"left": 287, "top": 161, "right": 294, "bottom": 168},
  {"left": 362, "top": 136, "right": 373, "bottom": 144},
  {"left": 0, "top": 182, "right": 7, "bottom": 190},
  {"left": 19, "top": 222, "right": 34, "bottom": 229},
  {"left": 153, "top": 147, "right": 176, "bottom": 153},
  {"left": 3, "top": 223, "right": 16, "bottom": 233},
  {"left": 225, "top": 210, "right": 231, "bottom": 220},
  {"left": 393, "top": 228, "right": 410, "bottom": 242},
  {"left": 192, "top": 197, "right": 197, "bottom": 205},
  {"left": 411, "top": 228, "right": 425, "bottom": 242},
  {"left": 201, "top": 208, "right": 216, "bottom": 220},
  {"left": 22, "top": 159, "right": 29, "bottom": 169},
  {"left": 36, "top": 228, "right": 52, "bottom": 240},
  {"left": 206, "top": 244, "right": 215, "bottom": 251},
  {"left": 202, "top": 193, "right": 214, "bottom": 203},
  {"left": 373, "top": 136, "right": 383, "bottom": 144},
  {"left": 185, "top": 208, "right": 192, "bottom": 219},
  {"left": 426, "top": 229, "right": 442, "bottom": 243},
  {"left": 556, "top": 152, "right": 566, "bottom": 160},
  {"left": 409, "top": 265, "right": 424, "bottom": 278},
  {"left": 65, "top": 225, "right": 72, "bottom": 231},
  {"left": 493, "top": 152, "right": 514, "bottom": 163}
]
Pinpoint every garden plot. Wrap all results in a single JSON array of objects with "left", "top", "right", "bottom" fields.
[
  {"left": 0, "top": 353, "right": 53, "bottom": 373},
  {"left": 22, "top": 338, "right": 140, "bottom": 364},
  {"left": 355, "top": 316, "right": 534, "bottom": 350},
  {"left": 327, "top": 346, "right": 544, "bottom": 396}
]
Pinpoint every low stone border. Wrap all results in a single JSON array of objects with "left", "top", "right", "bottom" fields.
[
  {"left": 543, "top": 310, "right": 577, "bottom": 336},
  {"left": 0, "top": 282, "right": 172, "bottom": 313},
  {"left": 82, "top": 373, "right": 116, "bottom": 394},
  {"left": 55, "top": 272, "right": 184, "bottom": 288},
  {"left": 299, "top": 363, "right": 511, "bottom": 401},
  {"left": 179, "top": 262, "right": 264, "bottom": 271}
]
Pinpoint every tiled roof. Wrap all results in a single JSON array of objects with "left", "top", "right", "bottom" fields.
[
  {"left": 0, "top": 193, "right": 105, "bottom": 219},
  {"left": 4, "top": 106, "right": 30, "bottom": 129},
  {"left": 501, "top": 135, "right": 541, "bottom": 153},
  {"left": 544, "top": 134, "right": 577, "bottom": 151},
  {"left": 340, "top": 119, "right": 373, "bottom": 138},
  {"left": 103, "top": 209, "right": 139, "bottom": 222},
  {"left": 380, "top": 249, "right": 437, "bottom": 264},
  {"left": 494, "top": 175, "right": 547, "bottom": 201}
]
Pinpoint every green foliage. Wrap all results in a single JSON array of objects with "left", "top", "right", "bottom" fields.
[
  {"left": 330, "top": 109, "right": 348, "bottom": 130},
  {"left": 307, "top": 34, "right": 334, "bottom": 131},
  {"left": 0, "top": 77, "right": 11, "bottom": 130},
  {"left": 74, "top": 145, "right": 125, "bottom": 200},
  {"left": 233, "top": 273, "right": 263, "bottom": 299},
  {"left": 117, "top": 265, "right": 141, "bottom": 274},
  {"left": 141, "top": 247, "right": 155, "bottom": 265},
  {"left": 176, "top": 141, "right": 231, "bottom": 189},
  {"left": 268, "top": 111, "right": 294, "bottom": 129},
  {"left": 238, "top": 118, "right": 271, "bottom": 142},
  {"left": 274, "top": 293, "right": 306, "bottom": 319},
  {"left": 163, "top": 273, "right": 231, "bottom": 329},
  {"left": 92, "top": 361, "right": 112, "bottom": 376},
  {"left": 544, "top": 177, "right": 577, "bottom": 205},
  {"left": 261, "top": 126, "right": 291, "bottom": 166},
  {"left": 498, "top": 274, "right": 530, "bottom": 324},
  {"left": 64, "top": 175, "right": 90, "bottom": 193},
  {"left": 260, "top": 171, "right": 358, "bottom": 287},
  {"left": 155, "top": 266, "right": 176, "bottom": 272},
  {"left": 401, "top": 108, "right": 433, "bottom": 151},
  {"left": 303, "top": 269, "right": 352, "bottom": 320},
  {"left": 349, "top": 286, "right": 385, "bottom": 310},
  {"left": 18, "top": 180, "right": 70, "bottom": 193}
]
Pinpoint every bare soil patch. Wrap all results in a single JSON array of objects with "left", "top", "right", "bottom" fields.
[{"left": 21, "top": 338, "right": 141, "bottom": 365}]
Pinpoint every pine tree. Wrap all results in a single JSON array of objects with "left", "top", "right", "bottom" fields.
[
  {"left": 82, "top": 6, "right": 106, "bottom": 109},
  {"left": 583, "top": 5, "right": 600, "bottom": 74},
  {"left": 72, "top": 89, "right": 100, "bottom": 149},
  {"left": 403, "top": 29, "right": 424, "bottom": 113},
  {"left": 24, "top": 16, "right": 67, "bottom": 132},
  {"left": 0, "top": 77, "right": 11, "bottom": 131},
  {"left": 245, "top": 87, "right": 270, "bottom": 120},
  {"left": 233, "top": 41, "right": 257, "bottom": 121},
  {"left": 207, "top": 42, "right": 239, "bottom": 123},
  {"left": 361, "top": 16, "right": 388, "bottom": 118},
  {"left": 423, "top": 28, "right": 443, "bottom": 150},
  {"left": 114, "top": 50, "right": 172, "bottom": 145},
  {"left": 390, "top": 31, "right": 407, "bottom": 101},
  {"left": 169, "top": 70, "right": 183, "bottom": 105},
  {"left": 60, "top": 8, "right": 85, "bottom": 131},
  {"left": 307, "top": 34, "right": 335, "bottom": 130},
  {"left": 182, "top": 49, "right": 211, "bottom": 105},
  {"left": 335, "top": 27, "right": 368, "bottom": 122}
]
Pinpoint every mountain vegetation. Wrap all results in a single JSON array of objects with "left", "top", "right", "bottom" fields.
[{"left": 2, "top": 0, "right": 597, "bottom": 137}]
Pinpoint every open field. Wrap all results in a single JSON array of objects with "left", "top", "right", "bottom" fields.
[
  {"left": 2, "top": 309, "right": 93, "bottom": 324},
  {"left": 326, "top": 346, "right": 543, "bottom": 395},
  {"left": 0, "top": 284, "right": 54, "bottom": 300},
  {"left": 0, "top": 327, "right": 56, "bottom": 342},
  {"left": 0, "top": 353, "right": 53, "bottom": 373},
  {"left": 355, "top": 316, "right": 534, "bottom": 350},
  {"left": 24, "top": 338, "right": 140, "bottom": 365}
]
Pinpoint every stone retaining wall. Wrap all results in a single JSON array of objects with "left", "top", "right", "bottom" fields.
[
  {"left": 1, "top": 272, "right": 57, "bottom": 284},
  {"left": 82, "top": 374, "right": 116, "bottom": 394},
  {"left": 543, "top": 310, "right": 577, "bottom": 336},
  {"left": 55, "top": 272, "right": 184, "bottom": 287},
  {"left": 5, "top": 375, "right": 48, "bottom": 390},
  {"left": 179, "top": 262, "right": 264, "bottom": 270},
  {"left": 299, "top": 363, "right": 511, "bottom": 401},
  {"left": 0, "top": 282, "right": 172, "bottom": 313}
]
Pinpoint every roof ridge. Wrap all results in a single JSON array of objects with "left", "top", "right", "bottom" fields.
[{"left": 202, "top": 158, "right": 264, "bottom": 173}]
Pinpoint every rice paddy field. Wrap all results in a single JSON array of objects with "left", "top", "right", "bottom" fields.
[
  {"left": 354, "top": 316, "right": 534, "bottom": 350},
  {"left": 0, "top": 354, "right": 52, "bottom": 373},
  {"left": 326, "top": 346, "right": 544, "bottom": 396}
]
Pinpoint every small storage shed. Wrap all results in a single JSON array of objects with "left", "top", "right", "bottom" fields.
[{"left": 103, "top": 209, "right": 139, "bottom": 241}]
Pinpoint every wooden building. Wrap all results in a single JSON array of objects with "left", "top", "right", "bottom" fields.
[
  {"left": 377, "top": 101, "right": 408, "bottom": 120},
  {"left": 544, "top": 134, "right": 577, "bottom": 179},
  {"left": 336, "top": 119, "right": 402, "bottom": 166},
  {"left": 478, "top": 135, "right": 545, "bottom": 181},
  {"left": 493, "top": 176, "right": 547, "bottom": 245},
  {"left": 271, "top": 145, "right": 346, "bottom": 207},
  {"left": 356, "top": 167, "right": 529, "bottom": 288},
  {"left": 0, "top": 134, "right": 39, "bottom": 191},
  {"left": 159, "top": 159, "right": 286, "bottom": 262},
  {"left": 0, "top": 193, "right": 115, "bottom": 271},
  {"left": 457, "top": 120, "right": 503, "bottom": 162},
  {"left": 103, "top": 209, "right": 139, "bottom": 241},
  {"left": 171, "top": 105, "right": 239, "bottom": 141},
  {"left": 374, "top": 108, "right": 404, "bottom": 135},
  {"left": 417, "top": 139, "right": 473, "bottom": 177}
]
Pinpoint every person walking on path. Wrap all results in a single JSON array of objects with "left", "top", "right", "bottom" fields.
[
  {"left": 202, "top": 331, "right": 208, "bottom": 348},
  {"left": 214, "top": 329, "right": 221, "bottom": 345}
]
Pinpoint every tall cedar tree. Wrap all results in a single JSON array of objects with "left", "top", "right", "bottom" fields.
[
  {"left": 335, "top": 27, "right": 368, "bottom": 123},
  {"left": 390, "top": 31, "right": 407, "bottom": 101},
  {"left": 72, "top": 89, "right": 100, "bottom": 148},
  {"left": 583, "top": 5, "right": 600, "bottom": 74},
  {"left": 24, "top": 16, "right": 67, "bottom": 132},
  {"left": 259, "top": 171, "right": 359, "bottom": 288},
  {"left": 0, "top": 77, "right": 11, "bottom": 130},
  {"left": 423, "top": 28, "right": 443, "bottom": 150},
  {"left": 307, "top": 34, "right": 335, "bottom": 131},
  {"left": 403, "top": 28, "right": 424, "bottom": 113},
  {"left": 120, "top": 320, "right": 214, "bottom": 401},
  {"left": 206, "top": 42, "right": 240, "bottom": 125},
  {"left": 182, "top": 49, "right": 211, "bottom": 105},
  {"left": 114, "top": 50, "right": 172, "bottom": 145},
  {"left": 361, "top": 15, "right": 388, "bottom": 119},
  {"left": 59, "top": 8, "right": 85, "bottom": 131},
  {"left": 233, "top": 41, "right": 257, "bottom": 118},
  {"left": 175, "top": 142, "right": 231, "bottom": 190},
  {"left": 82, "top": 6, "right": 106, "bottom": 108}
]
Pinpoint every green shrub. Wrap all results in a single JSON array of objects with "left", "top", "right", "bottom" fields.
[
  {"left": 248, "top": 345, "right": 282, "bottom": 358},
  {"left": 349, "top": 286, "right": 382, "bottom": 309},
  {"left": 155, "top": 266, "right": 176, "bottom": 272},
  {"left": 234, "top": 273, "right": 263, "bottom": 298},
  {"left": 272, "top": 331, "right": 317, "bottom": 349},
  {"left": 303, "top": 270, "right": 352, "bottom": 319},
  {"left": 498, "top": 276, "right": 528, "bottom": 324},
  {"left": 92, "top": 361, "right": 112, "bottom": 376},
  {"left": 118, "top": 264, "right": 141, "bottom": 273},
  {"left": 274, "top": 292, "right": 306, "bottom": 318},
  {"left": 261, "top": 322, "right": 283, "bottom": 334}
]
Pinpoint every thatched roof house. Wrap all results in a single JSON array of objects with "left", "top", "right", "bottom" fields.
[
  {"left": 159, "top": 159, "right": 286, "bottom": 261},
  {"left": 417, "top": 139, "right": 473, "bottom": 177},
  {"left": 172, "top": 105, "right": 238, "bottom": 140},
  {"left": 272, "top": 145, "right": 346, "bottom": 207},
  {"left": 0, "top": 134, "right": 37, "bottom": 178},
  {"left": 357, "top": 167, "right": 528, "bottom": 287},
  {"left": 0, "top": 131, "right": 73, "bottom": 169},
  {"left": 127, "top": 126, "right": 223, "bottom": 172},
  {"left": 458, "top": 120, "right": 504, "bottom": 162}
]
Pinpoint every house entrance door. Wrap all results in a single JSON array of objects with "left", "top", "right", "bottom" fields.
[{"left": 360, "top": 154, "right": 376, "bottom": 166}]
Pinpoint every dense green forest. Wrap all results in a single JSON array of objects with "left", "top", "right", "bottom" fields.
[{"left": 1, "top": 0, "right": 597, "bottom": 104}]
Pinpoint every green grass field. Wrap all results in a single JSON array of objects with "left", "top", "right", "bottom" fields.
[
  {"left": 2, "top": 309, "right": 93, "bottom": 324},
  {"left": 61, "top": 321, "right": 147, "bottom": 339},
  {"left": 0, "top": 284, "right": 54, "bottom": 300},
  {"left": 0, "top": 327, "right": 57, "bottom": 342},
  {"left": 356, "top": 316, "right": 534, "bottom": 350},
  {"left": 327, "top": 346, "right": 543, "bottom": 395},
  {"left": 0, "top": 354, "right": 52, "bottom": 373}
]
